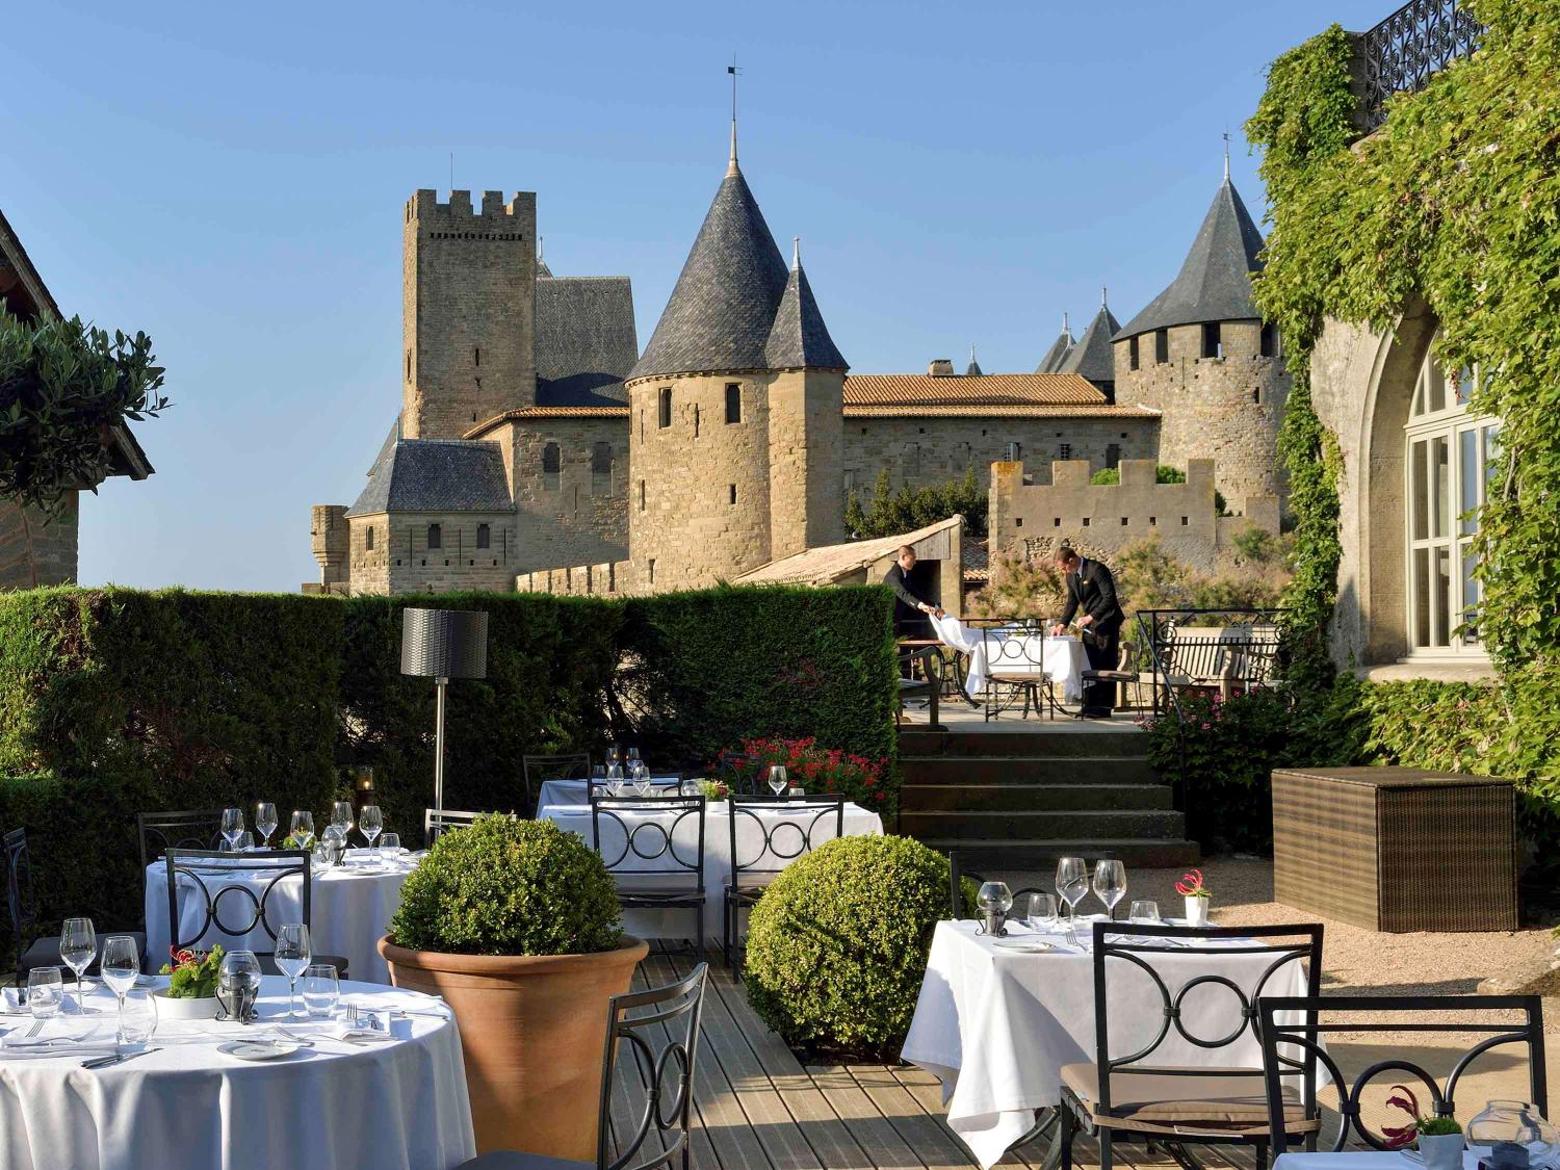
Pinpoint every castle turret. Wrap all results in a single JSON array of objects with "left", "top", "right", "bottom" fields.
[
  {"left": 1058, "top": 289, "right": 1121, "bottom": 402},
  {"left": 1111, "top": 172, "right": 1288, "bottom": 509},
  {"left": 1036, "top": 312, "right": 1074, "bottom": 373}
]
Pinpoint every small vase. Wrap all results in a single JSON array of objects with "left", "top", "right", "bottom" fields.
[
  {"left": 1418, "top": 1132, "right": 1465, "bottom": 1170},
  {"left": 1184, "top": 896, "right": 1210, "bottom": 927},
  {"left": 152, "top": 990, "right": 220, "bottom": 1020}
]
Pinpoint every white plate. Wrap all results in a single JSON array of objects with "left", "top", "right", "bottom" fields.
[
  {"left": 219, "top": 1039, "right": 301, "bottom": 1061},
  {"left": 993, "top": 938, "right": 1058, "bottom": 953}
]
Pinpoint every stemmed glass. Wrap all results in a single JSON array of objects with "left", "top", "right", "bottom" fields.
[
  {"left": 1093, "top": 860, "right": 1127, "bottom": 921},
  {"left": 255, "top": 802, "right": 278, "bottom": 849},
  {"left": 359, "top": 806, "right": 383, "bottom": 859},
  {"left": 1054, "top": 857, "right": 1089, "bottom": 945},
  {"left": 331, "top": 801, "right": 355, "bottom": 846},
  {"left": 275, "top": 924, "right": 312, "bottom": 1019},
  {"left": 220, "top": 808, "right": 245, "bottom": 851},
  {"left": 626, "top": 747, "right": 641, "bottom": 775},
  {"left": 289, "top": 811, "right": 316, "bottom": 849},
  {"left": 60, "top": 917, "right": 96, "bottom": 1013},
  {"left": 100, "top": 935, "right": 141, "bottom": 1044},
  {"left": 768, "top": 765, "right": 789, "bottom": 797},
  {"left": 606, "top": 761, "right": 623, "bottom": 797}
]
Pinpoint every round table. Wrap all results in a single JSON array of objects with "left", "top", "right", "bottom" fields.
[
  {"left": 145, "top": 850, "right": 420, "bottom": 985},
  {"left": 0, "top": 975, "right": 475, "bottom": 1170}
]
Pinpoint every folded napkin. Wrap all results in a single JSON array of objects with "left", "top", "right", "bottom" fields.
[{"left": 326, "top": 1012, "right": 411, "bottom": 1042}]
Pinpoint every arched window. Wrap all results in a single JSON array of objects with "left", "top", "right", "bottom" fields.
[
  {"left": 1405, "top": 337, "right": 1497, "bottom": 655},
  {"left": 542, "top": 441, "right": 561, "bottom": 491},
  {"left": 476, "top": 523, "right": 490, "bottom": 550},
  {"left": 591, "top": 442, "right": 613, "bottom": 496},
  {"left": 725, "top": 383, "right": 742, "bottom": 424},
  {"left": 364, "top": 526, "right": 375, "bottom": 551},
  {"left": 427, "top": 523, "right": 442, "bottom": 550},
  {"left": 658, "top": 387, "right": 673, "bottom": 429}
]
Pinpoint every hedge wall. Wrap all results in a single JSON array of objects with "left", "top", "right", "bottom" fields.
[{"left": 0, "top": 583, "right": 899, "bottom": 965}]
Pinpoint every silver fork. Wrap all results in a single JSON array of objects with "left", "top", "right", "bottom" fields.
[{"left": 25, "top": 1021, "right": 44, "bottom": 1039}]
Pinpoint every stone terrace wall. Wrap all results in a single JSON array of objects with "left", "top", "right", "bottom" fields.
[{"left": 516, "top": 559, "right": 638, "bottom": 596}]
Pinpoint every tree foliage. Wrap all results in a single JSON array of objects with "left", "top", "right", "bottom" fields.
[
  {"left": 845, "top": 467, "right": 987, "bottom": 538},
  {"left": 0, "top": 308, "right": 169, "bottom": 512}
]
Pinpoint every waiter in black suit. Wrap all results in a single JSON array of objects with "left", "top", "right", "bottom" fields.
[
  {"left": 1049, "top": 545, "right": 1124, "bottom": 718},
  {"left": 884, "top": 546, "right": 943, "bottom": 639}
]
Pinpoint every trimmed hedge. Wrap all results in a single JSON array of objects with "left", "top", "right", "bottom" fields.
[{"left": 0, "top": 583, "right": 898, "bottom": 965}]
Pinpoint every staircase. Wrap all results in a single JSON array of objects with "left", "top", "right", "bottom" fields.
[{"left": 897, "top": 723, "right": 1200, "bottom": 870}]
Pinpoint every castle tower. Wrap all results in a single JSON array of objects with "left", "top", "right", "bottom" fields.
[
  {"left": 1111, "top": 172, "right": 1289, "bottom": 509},
  {"left": 1058, "top": 289, "right": 1121, "bottom": 402},
  {"left": 402, "top": 189, "right": 538, "bottom": 439},
  {"left": 1036, "top": 312, "right": 1074, "bottom": 373},
  {"left": 625, "top": 144, "right": 846, "bottom": 589}
]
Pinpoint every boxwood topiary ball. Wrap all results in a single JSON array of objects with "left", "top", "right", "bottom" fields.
[
  {"left": 388, "top": 815, "right": 623, "bottom": 956},
  {"left": 743, "top": 834, "right": 954, "bottom": 1059}
]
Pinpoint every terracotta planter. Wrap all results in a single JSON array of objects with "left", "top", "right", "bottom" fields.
[{"left": 379, "top": 934, "right": 648, "bottom": 1159}]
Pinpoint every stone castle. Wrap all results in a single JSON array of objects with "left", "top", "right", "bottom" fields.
[{"left": 310, "top": 131, "right": 1287, "bottom": 596}]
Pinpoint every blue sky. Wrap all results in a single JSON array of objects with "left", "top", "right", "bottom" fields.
[{"left": 6, "top": 0, "right": 1388, "bottom": 592}]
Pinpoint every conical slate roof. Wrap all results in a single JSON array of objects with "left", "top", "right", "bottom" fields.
[
  {"left": 964, "top": 346, "right": 983, "bottom": 377},
  {"left": 1114, "top": 179, "right": 1267, "bottom": 342},
  {"left": 629, "top": 166, "right": 790, "bottom": 381},
  {"left": 1058, "top": 301, "right": 1121, "bottom": 385},
  {"left": 765, "top": 256, "right": 847, "bottom": 370},
  {"left": 1036, "top": 315, "right": 1074, "bottom": 373}
]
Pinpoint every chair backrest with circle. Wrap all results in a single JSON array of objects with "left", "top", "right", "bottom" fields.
[
  {"left": 1089, "top": 920, "right": 1324, "bottom": 1120},
  {"left": 947, "top": 850, "right": 1048, "bottom": 918},
  {"left": 1257, "top": 993, "right": 1547, "bottom": 1152},
  {"left": 3, "top": 826, "right": 38, "bottom": 949},
  {"left": 165, "top": 848, "right": 312, "bottom": 960},
  {"left": 590, "top": 795, "right": 706, "bottom": 892},
  {"left": 597, "top": 962, "right": 709, "bottom": 1170},
  {"left": 138, "top": 809, "right": 225, "bottom": 876},
  {"left": 521, "top": 753, "right": 591, "bottom": 813},
  {"left": 423, "top": 807, "right": 485, "bottom": 845},
  {"left": 728, "top": 795, "right": 845, "bottom": 896}
]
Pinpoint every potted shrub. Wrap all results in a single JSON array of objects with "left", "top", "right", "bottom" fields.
[
  {"left": 154, "top": 945, "right": 224, "bottom": 1020},
  {"left": 379, "top": 815, "right": 646, "bottom": 1159},
  {"left": 1176, "top": 867, "right": 1212, "bottom": 926}
]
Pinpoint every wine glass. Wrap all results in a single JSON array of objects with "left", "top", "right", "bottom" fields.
[
  {"left": 218, "top": 950, "right": 262, "bottom": 1024},
  {"left": 626, "top": 746, "right": 641, "bottom": 773},
  {"left": 301, "top": 964, "right": 340, "bottom": 1019},
  {"left": 1093, "top": 860, "right": 1127, "bottom": 921},
  {"left": 118, "top": 989, "right": 159, "bottom": 1049},
  {"left": 275, "top": 924, "right": 312, "bottom": 1019},
  {"left": 255, "top": 802, "right": 278, "bottom": 849},
  {"left": 100, "top": 935, "right": 141, "bottom": 1043},
  {"left": 26, "top": 966, "right": 63, "bottom": 1020},
  {"left": 60, "top": 917, "right": 96, "bottom": 1013},
  {"left": 220, "top": 807, "right": 244, "bottom": 851},
  {"left": 331, "top": 801, "right": 355, "bottom": 845},
  {"left": 1129, "top": 900, "right": 1161, "bottom": 924},
  {"left": 1054, "top": 857, "right": 1089, "bottom": 944},
  {"left": 768, "top": 765, "right": 789, "bottom": 797},
  {"left": 359, "top": 806, "right": 383, "bottom": 861},
  {"left": 289, "top": 811, "right": 316, "bottom": 849}
]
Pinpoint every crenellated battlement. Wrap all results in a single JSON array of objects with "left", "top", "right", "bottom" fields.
[{"left": 406, "top": 189, "right": 536, "bottom": 227}]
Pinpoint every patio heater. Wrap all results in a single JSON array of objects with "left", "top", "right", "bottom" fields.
[{"left": 400, "top": 608, "right": 488, "bottom": 818}]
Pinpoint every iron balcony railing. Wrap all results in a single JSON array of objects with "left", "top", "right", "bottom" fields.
[{"left": 1355, "top": 0, "right": 1483, "bottom": 131}]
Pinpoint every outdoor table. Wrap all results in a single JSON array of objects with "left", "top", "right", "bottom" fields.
[
  {"left": 537, "top": 796, "right": 883, "bottom": 939},
  {"left": 536, "top": 775, "right": 683, "bottom": 810},
  {"left": 900, "top": 919, "right": 1317, "bottom": 1170},
  {"left": 145, "top": 849, "right": 420, "bottom": 985},
  {"left": 929, "top": 616, "right": 1085, "bottom": 703},
  {"left": 0, "top": 974, "right": 474, "bottom": 1170}
]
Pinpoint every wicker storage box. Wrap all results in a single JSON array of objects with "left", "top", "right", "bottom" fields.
[{"left": 1272, "top": 767, "right": 1517, "bottom": 932}]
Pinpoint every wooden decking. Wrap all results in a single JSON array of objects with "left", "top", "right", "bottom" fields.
[{"left": 616, "top": 947, "right": 1260, "bottom": 1170}]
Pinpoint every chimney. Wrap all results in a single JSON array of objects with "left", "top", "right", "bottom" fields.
[{"left": 928, "top": 359, "right": 956, "bottom": 376}]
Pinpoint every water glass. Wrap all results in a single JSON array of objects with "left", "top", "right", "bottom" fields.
[
  {"left": 118, "top": 989, "right": 158, "bottom": 1047},
  {"left": 1130, "top": 900, "right": 1161, "bottom": 923},
  {"left": 60, "top": 917, "right": 96, "bottom": 1012},
  {"left": 220, "top": 807, "right": 244, "bottom": 850},
  {"left": 768, "top": 765, "right": 789, "bottom": 797},
  {"left": 1054, "top": 857, "right": 1089, "bottom": 943},
  {"left": 301, "top": 964, "right": 340, "bottom": 1019},
  {"left": 380, "top": 832, "right": 400, "bottom": 854},
  {"left": 26, "top": 967, "right": 64, "bottom": 1018},
  {"left": 255, "top": 802, "right": 279, "bottom": 848},
  {"left": 100, "top": 935, "right": 141, "bottom": 1041},
  {"left": 331, "top": 801, "right": 355, "bottom": 843},
  {"left": 289, "top": 810, "right": 316, "bottom": 849},
  {"left": 233, "top": 830, "right": 255, "bottom": 852},
  {"left": 1013, "top": 892, "right": 1058, "bottom": 930},
  {"left": 275, "top": 924, "right": 312, "bottom": 1019},
  {"left": 1092, "top": 860, "right": 1127, "bottom": 920}
]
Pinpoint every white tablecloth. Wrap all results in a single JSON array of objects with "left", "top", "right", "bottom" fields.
[
  {"left": 930, "top": 616, "right": 1085, "bottom": 703},
  {"left": 145, "top": 850, "right": 419, "bottom": 985},
  {"left": 536, "top": 776, "right": 683, "bottom": 810},
  {"left": 901, "top": 920, "right": 1317, "bottom": 1169},
  {"left": 538, "top": 797, "right": 883, "bottom": 938},
  {"left": 0, "top": 975, "right": 474, "bottom": 1170},
  {"left": 1274, "top": 1154, "right": 1484, "bottom": 1170}
]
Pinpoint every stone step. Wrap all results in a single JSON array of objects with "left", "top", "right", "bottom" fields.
[
  {"left": 918, "top": 838, "right": 1202, "bottom": 870},
  {"left": 899, "top": 727, "right": 1148, "bottom": 759},
  {"left": 899, "top": 756, "right": 1158, "bottom": 787},
  {"left": 899, "top": 783, "right": 1174, "bottom": 813},
  {"left": 900, "top": 809, "right": 1187, "bottom": 841}
]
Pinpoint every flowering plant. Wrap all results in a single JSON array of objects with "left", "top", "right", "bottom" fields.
[
  {"left": 699, "top": 779, "right": 730, "bottom": 802},
  {"left": 1382, "top": 1084, "right": 1460, "bottom": 1147},
  {"left": 1174, "top": 868, "right": 1211, "bottom": 899},
  {"left": 716, "top": 737, "right": 893, "bottom": 813},
  {"left": 159, "top": 944, "right": 224, "bottom": 999}
]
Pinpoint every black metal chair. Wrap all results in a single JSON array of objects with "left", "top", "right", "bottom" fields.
[
  {"left": 946, "top": 850, "right": 1049, "bottom": 919},
  {"left": 522, "top": 753, "right": 592, "bottom": 815},
  {"left": 137, "top": 809, "right": 225, "bottom": 876},
  {"left": 724, "top": 795, "right": 846, "bottom": 969},
  {"left": 896, "top": 644, "right": 946, "bottom": 729},
  {"left": 164, "top": 848, "right": 348, "bottom": 978},
  {"left": 6, "top": 826, "right": 148, "bottom": 984},
  {"left": 1058, "top": 920, "right": 1325, "bottom": 1170},
  {"left": 424, "top": 807, "right": 487, "bottom": 845},
  {"left": 1079, "top": 638, "right": 1145, "bottom": 716},
  {"left": 591, "top": 795, "right": 706, "bottom": 954},
  {"left": 1258, "top": 994, "right": 1548, "bottom": 1153},
  {"left": 455, "top": 962, "right": 709, "bottom": 1170},
  {"left": 715, "top": 753, "right": 763, "bottom": 796}
]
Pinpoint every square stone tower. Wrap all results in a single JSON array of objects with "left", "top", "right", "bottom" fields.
[{"left": 402, "top": 189, "right": 537, "bottom": 438}]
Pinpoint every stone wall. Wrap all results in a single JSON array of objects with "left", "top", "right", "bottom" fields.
[
  {"left": 0, "top": 495, "right": 78, "bottom": 589},
  {"left": 768, "top": 370, "right": 845, "bottom": 559},
  {"left": 841, "top": 415, "right": 1158, "bottom": 497},
  {"left": 348, "top": 510, "right": 517, "bottom": 595},
  {"left": 502, "top": 417, "right": 630, "bottom": 573},
  {"left": 402, "top": 189, "right": 536, "bottom": 439},
  {"left": 1112, "top": 320, "right": 1288, "bottom": 512},
  {"left": 516, "top": 559, "right": 639, "bottom": 597}
]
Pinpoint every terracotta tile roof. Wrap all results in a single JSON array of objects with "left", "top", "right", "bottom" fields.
[
  {"left": 843, "top": 372, "right": 1107, "bottom": 408},
  {"left": 736, "top": 516, "right": 963, "bottom": 586},
  {"left": 465, "top": 405, "right": 629, "bottom": 437},
  {"left": 842, "top": 403, "right": 1160, "bottom": 419}
]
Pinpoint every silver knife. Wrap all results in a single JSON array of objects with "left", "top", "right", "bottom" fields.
[{"left": 82, "top": 1047, "right": 160, "bottom": 1070}]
